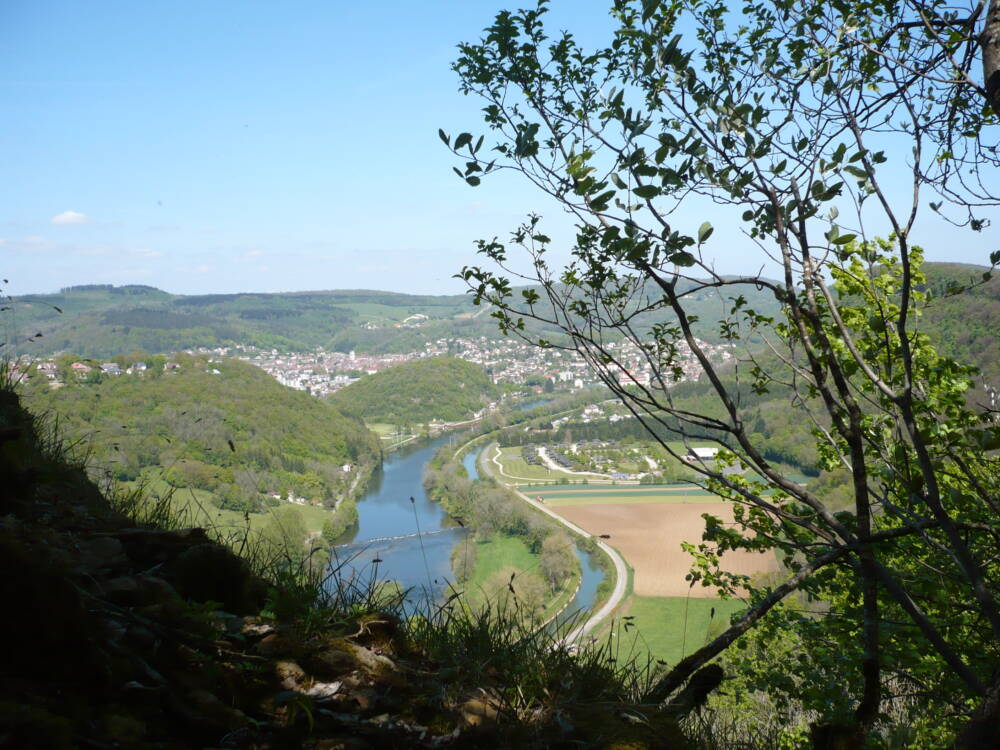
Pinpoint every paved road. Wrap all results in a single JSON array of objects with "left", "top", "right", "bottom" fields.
[{"left": 483, "top": 444, "right": 629, "bottom": 645}]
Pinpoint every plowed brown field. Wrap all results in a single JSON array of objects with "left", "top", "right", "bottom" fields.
[{"left": 556, "top": 501, "right": 780, "bottom": 597}]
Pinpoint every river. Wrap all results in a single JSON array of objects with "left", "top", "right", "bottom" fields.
[
  {"left": 515, "top": 398, "right": 554, "bottom": 412},
  {"left": 330, "top": 435, "right": 466, "bottom": 605},
  {"left": 331, "top": 434, "right": 605, "bottom": 623}
]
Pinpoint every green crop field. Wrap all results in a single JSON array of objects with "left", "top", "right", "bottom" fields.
[
  {"left": 534, "top": 483, "right": 719, "bottom": 506},
  {"left": 613, "top": 595, "right": 745, "bottom": 666}
]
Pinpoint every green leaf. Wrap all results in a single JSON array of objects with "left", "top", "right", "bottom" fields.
[
  {"left": 438, "top": 129, "right": 450, "bottom": 146},
  {"left": 832, "top": 233, "right": 856, "bottom": 245},
  {"left": 698, "top": 221, "right": 714, "bottom": 243},
  {"left": 590, "top": 190, "right": 616, "bottom": 211},
  {"left": 672, "top": 251, "right": 696, "bottom": 267},
  {"left": 455, "top": 132, "right": 473, "bottom": 150},
  {"left": 465, "top": 176, "right": 481, "bottom": 187},
  {"left": 633, "top": 185, "right": 659, "bottom": 199}
]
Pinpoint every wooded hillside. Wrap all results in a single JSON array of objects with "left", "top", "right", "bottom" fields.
[
  {"left": 331, "top": 356, "right": 500, "bottom": 424},
  {"left": 19, "top": 353, "right": 381, "bottom": 515}
]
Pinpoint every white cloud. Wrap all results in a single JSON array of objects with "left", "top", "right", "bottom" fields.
[
  {"left": 51, "top": 210, "right": 90, "bottom": 226},
  {"left": 131, "top": 247, "right": 162, "bottom": 258}
]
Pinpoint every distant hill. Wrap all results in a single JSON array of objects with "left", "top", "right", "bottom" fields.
[
  {"left": 331, "top": 356, "right": 500, "bottom": 424},
  {"left": 4, "top": 278, "right": 782, "bottom": 359},
  {"left": 18, "top": 353, "right": 381, "bottom": 518},
  {"left": 6, "top": 285, "right": 483, "bottom": 358},
  {"left": 917, "top": 263, "right": 1000, "bottom": 380}
]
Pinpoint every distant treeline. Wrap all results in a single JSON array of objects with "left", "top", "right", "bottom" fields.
[{"left": 60, "top": 284, "right": 162, "bottom": 295}]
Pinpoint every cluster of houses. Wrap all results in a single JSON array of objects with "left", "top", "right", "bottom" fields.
[
  {"left": 234, "top": 346, "right": 422, "bottom": 396},
  {"left": 215, "top": 329, "right": 728, "bottom": 400},
  {"left": 28, "top": 359, "right": 181, "bottom": 387},
  {"left": 545, "top": 445, "right": 577, "bottom": 470},
  {"left": 267, "top": 491, "right": 320, "bottom": 507}
]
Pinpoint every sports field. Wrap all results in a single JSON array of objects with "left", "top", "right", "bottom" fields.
[{"left": 553, "top": 500, "right": 780, "bottom": 597}]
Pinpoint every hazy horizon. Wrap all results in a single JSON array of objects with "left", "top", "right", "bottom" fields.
[
  {"left": 4, "top": 1, "right": 997, "bottom": 298},
  {"left": 15, "top": 256, "right": 993, "bottom": 300}
]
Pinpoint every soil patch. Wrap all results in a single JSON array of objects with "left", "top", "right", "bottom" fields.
[{"left": 555, "top": 502, "right": 780, "bottom": 597}]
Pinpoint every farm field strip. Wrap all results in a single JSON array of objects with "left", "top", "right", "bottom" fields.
[
  {"left": 540, "top": 494, "right": 716, "bottom": 506},
  {"left": 538, "top": 483, "right": 709, "bottom": 493},
  {"left": 552, "top": 501, "right": 780, "bottom": 598},
  {"left": 533, "top": 484, "right": 719, "bottom": 506},
  {"left": 608, "top": 596, "right": 746, "bottom": 666}
]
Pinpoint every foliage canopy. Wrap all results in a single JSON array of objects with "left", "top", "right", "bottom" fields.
[{"left": 447, "top": 0, "right": 1000, "bottom": 743}]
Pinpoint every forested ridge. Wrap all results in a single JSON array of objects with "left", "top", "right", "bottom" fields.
[
  {"left": 18, "top": 353, "right": 381, "bottom": 519},
  {"left": 918, "top": 263, "right": 1000, "bottom": 379},
  {"left": 7, "top": 276, "right": 781, "bottom": 358},
  {"left": 7, "top": 285, "right": 478, "bottom": 358},
  {"left": 331, "top": 356, "right": 500, "bottom": 424}
]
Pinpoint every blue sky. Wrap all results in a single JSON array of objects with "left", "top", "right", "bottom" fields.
[{"left": 1, "top": 1, "right": 995, "bottom": 296}]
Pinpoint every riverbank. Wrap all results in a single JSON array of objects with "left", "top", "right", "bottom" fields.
[
  {"left": 474, "top": 441, "right": 628, "bottom": 644},
  {"left": 330, "top": 434, "right": 469, "bottom": 605}
]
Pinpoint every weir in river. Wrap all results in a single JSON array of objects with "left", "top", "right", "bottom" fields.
[{"left": 327, "top": 434, "right": 465, "bottom": 605}]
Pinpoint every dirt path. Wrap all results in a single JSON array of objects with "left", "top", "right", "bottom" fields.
[{"left": 538, "top": 446, "right": 611, "bottom": 479}]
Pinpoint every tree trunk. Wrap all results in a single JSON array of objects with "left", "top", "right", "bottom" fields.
[
  {"left": 983, "top": 0, "right": 1000, "bottom": 115},
  {"left": 954, "top": 679, "right": 1000, "bottom": 750}
]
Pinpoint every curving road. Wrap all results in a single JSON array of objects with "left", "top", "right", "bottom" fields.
[
  {"left": 537, "top": 446, "right": 614, "bottom": 479},
  {"left": 482, "top": 444, "right": 628, "bottom": 645}
]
